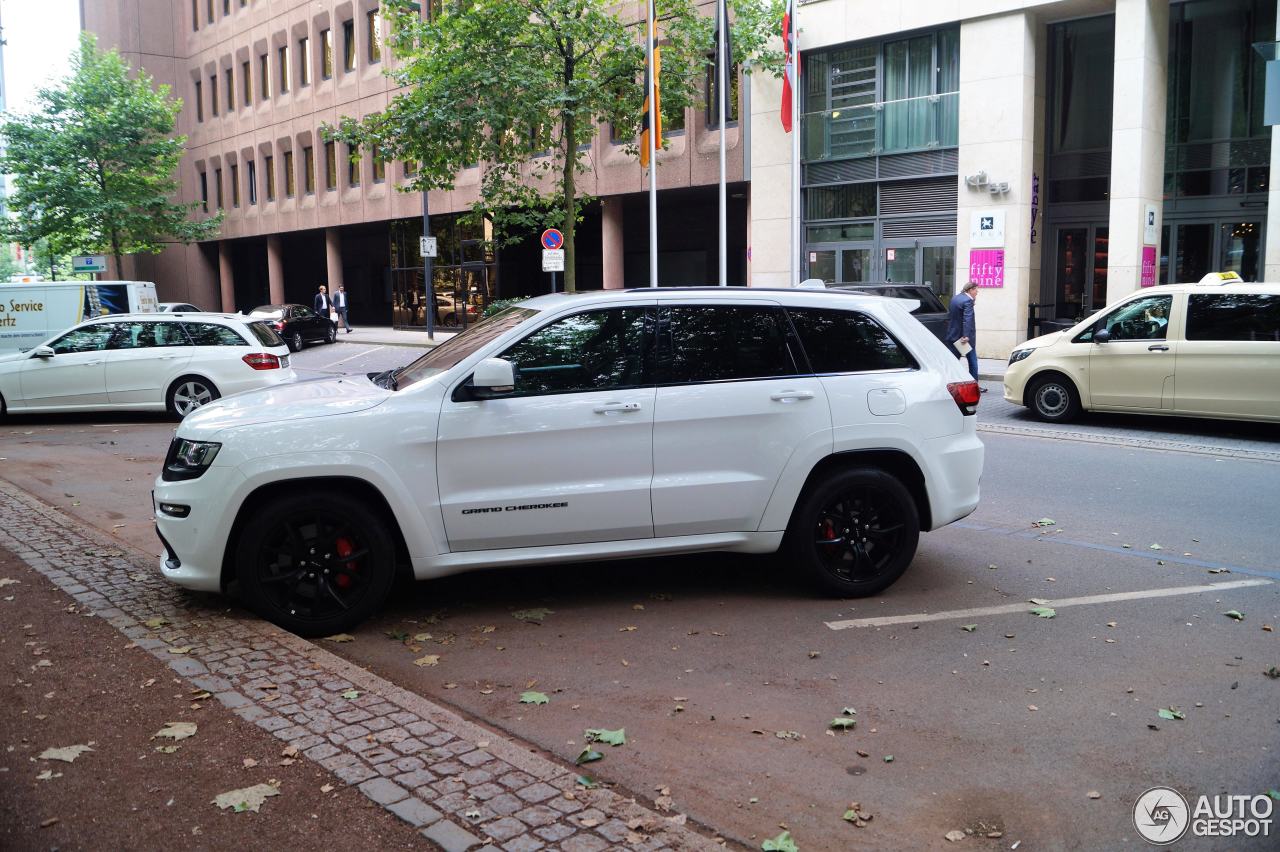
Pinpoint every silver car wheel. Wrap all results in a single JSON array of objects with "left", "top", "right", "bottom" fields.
[
  {"left": 1034, "top": 381, "right": 1070, "bottom": 419},
  {"left": 173, "top": 381, "right": 215, "bottom": 416}
]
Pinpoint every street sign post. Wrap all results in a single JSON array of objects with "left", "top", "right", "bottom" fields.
[
  {"left": 541, "top": 230, "right": 565, "bottom": 293},
  {"left": 540, "top": 229, "right": 564, "bottom": 250},
  {"left": 71, "top": 255, "right": 108, "bottom": 274},
  {"left": 419, "top": 236, "right": 438, "bottom": 258}
]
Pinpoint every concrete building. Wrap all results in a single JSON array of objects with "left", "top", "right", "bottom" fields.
[
  {"left": 82, "top": 0, "right": 748, "bottom": 327},
  {"left": 750, "top": 0, "right": 1279, "bottom": 356}
]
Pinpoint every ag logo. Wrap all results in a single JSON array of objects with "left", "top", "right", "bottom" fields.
[
  {"left": 1134, "top": 786, "right": 1190, "bottom": 844},
  {"left": 980, "top": 216, "right": 994, "bottom": 231}
]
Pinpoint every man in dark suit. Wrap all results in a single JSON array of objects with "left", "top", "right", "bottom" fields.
[
  {"left": 334, "top": 285, "right": 353, "bottom": 333},
  {"left": 314, "top": 285, "right": 331, "bottom": 315},
  {"left": 946, "top": 281, "right": 980, "bottom": 383}
]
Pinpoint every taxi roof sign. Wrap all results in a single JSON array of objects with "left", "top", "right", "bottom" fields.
[{"left": 1199, "top": 271, "right": 1243, "bottom": 284}]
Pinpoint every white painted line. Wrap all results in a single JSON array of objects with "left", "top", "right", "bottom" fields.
[
  {"left": 824, "top": 579, "right": 1272, "bottom": 630},
  {"left": 322, "top": 345, "right": 384, "bottom": 368}
]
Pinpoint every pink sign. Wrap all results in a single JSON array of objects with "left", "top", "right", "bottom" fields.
[
  {"left": 969, "top": 249, "right": 1005, "bottom": 288},
  {"left": 1141, "top": 245, "right": 1157, "bottom": 287}
]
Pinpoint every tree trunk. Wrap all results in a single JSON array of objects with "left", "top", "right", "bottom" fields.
[
  {"left": 111, "top": 229, "right": 124, "bottom": 280},
  {"left": 561, "top": 42, "right": 576, "bottom": 293}
]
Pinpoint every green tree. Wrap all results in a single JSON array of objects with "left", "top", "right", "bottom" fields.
[
  {"left": 0, "top": 33, "right": 220, "bottom": 280},
  {"left": 330, "top": 0, "right": 781, "bottom": 292}
]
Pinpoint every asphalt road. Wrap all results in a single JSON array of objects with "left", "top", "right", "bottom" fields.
[{"left": 0, "top": 339, "right": 1275, "bottom": 849}]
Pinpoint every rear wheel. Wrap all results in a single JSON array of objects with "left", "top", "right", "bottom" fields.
[
  {"left": 235, "top": 492, "right": 397, "bottom": 637},
  {"left": 325, "top": 324, "right": 337, "bottom": 344},
  {"left": 788, "top": 467, "right": 920, "bottom": 597},
  {"left": 288, "top": 331, "right": 304, "bottom": 352},
  {"left": 1027, "top": 374, "right": 1081, "bottom": 423},
  {"left": 166, "top": 376, "right": 220, "bottom": 420}
]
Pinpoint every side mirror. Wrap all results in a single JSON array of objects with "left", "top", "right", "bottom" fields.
[
  {"left": 1093, "top": 328, "right": 1110, "bottom": 344},
  {"left": 32, "top": 345, "right": 54, "bottom": 359},
  {"left": 470, "top": 357, "right": 515, "bottom": 398}
]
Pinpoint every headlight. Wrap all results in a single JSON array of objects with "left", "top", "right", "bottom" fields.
[
  {"left": 162, "top": 437, "right": 222, "bottom": 482},
  {"left": 1008, "top": 348, "right": 1035, "bottom": 365}
]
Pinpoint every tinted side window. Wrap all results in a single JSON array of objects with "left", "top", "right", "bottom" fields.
[
  {"left": 110, "top": 322, "right": 191, "bottom": 349},
  {"left": 499, "top": 308, "right": 652, "bottom": 396},
  {"left": 183, "top": 323, "right": 248, "bottom": 346},
  {"left": 787, "top": 308, "right": 917, "bottom": 373},
  {"left": 1187, "top": 294, "right": 1280, "bottom": 341},
  {"left": 1078, "top": 294, "right": 1172, "bottom": 341},
  {"left": 665, "top": 305, "right": 799, "bottom": 383},
  {"left": 50, "top": 324, "right": 116, "bottom": 354}
]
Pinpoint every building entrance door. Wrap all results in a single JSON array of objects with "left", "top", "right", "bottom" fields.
[
  {"left": 1051, "top": 224, "right": 1109, "bottom": 321},
  {"left": 807, "top": 244, "right": 874, "bottom": 284}
]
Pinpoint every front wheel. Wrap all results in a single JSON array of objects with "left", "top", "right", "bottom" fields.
[
  {"left": 234, "top": 492, "right": 397, "bottom": 636},
  {"left": 288, "top": 331, "right": 304, "bottom": 353},
  {"left": 325, "top": 324, "right": 337, "bottom": 344},
  {"left": 166, "top": 377, "right": 220, "bottom": 420},
  {"left": 1028, "top": 374, "right": 1081, "bottom": 423},
  {"left": 788, "top": 467, "right": 920, "bottom": 598}
]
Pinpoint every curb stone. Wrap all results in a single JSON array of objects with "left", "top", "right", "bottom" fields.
[{"left": 0, "top": 477, "right": 727, "bottom": 851}]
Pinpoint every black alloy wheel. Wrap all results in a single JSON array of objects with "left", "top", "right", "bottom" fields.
[
  {"left": 325, "top": 324, "right": 338, "bottom": 344},
  {"left": 289, "top": 331, "right": 304, "bottom": 352},
  {"left": 790, "top": 468, "right": 919, "bottom": 597},
  {"left": 235, "top": 493, "right": 396, "bottom": 636}
]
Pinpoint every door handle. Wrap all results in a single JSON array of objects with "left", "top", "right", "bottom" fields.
[
  {"left": 84, "top": 360, "right": 103, "bottom": 366},
  {"left": 593, "top": 402, "right": 642, "bottom": 414},
  {"left": 1148, "top": 344, "right": 1170, "bottom": 352},
  {"left": 770, "top": 390, "right": 815, "bottom": 402}
]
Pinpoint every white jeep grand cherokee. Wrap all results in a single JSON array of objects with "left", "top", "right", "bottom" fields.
[{"left": 154, "top": 288, "right": 984, "bottom": 636}]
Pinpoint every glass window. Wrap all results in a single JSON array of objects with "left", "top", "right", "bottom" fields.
[
  {"left": 665, "top": 306, "right": 798, "bottom": 383},
  {"left": 299, "top": 37, "right": 311, "bottom": 87},
  {"left": 321, "top": 29, "right": 334, "bottom": 78},
  {"left": 705, "top": 59, "right": 740, "bottom": 127},
  {"left": 241, "top": 60, "right": 251, "bottom": 106},
  {"left": 1220, "top": 221, "right": 1261, "bottom": 281},
  {"left": 498, "top": 308, "right": 653, "bottom": 396},
  {"left": 247, "top": 322, "right": 286, "bottom": 347},
  {"left": 283, "top": 150, "right": 295, "bottom": 197},
  {"left": 51, "top": 324, "right": 116, "bottom": 354},
  {"left": 397, "top": 307, "right": 539, "bottom": 391},
  {"left": 278, "top": 45, "right": 290, "bottom": 93},
  {"left": 1187, "top": 293, "right": 1280, "bottom": 341},
  {"left": 368, "top": 10, "right": 382, "bottom": 63},
  {"left": 343, "top": 19, "right": 356, "bottom": 71},
  {"left": 199, "top": 170, "right": 208, "bottom": 212},
  {"left": 209, "top": 75, "right": 218, "bottom": 115},
  {"left": 325, "top": 141, "right": 337, "bottom": 190},
  {"left": 247, "top": 160, "right": 257, "bottom": 205},
  {"left": 192, "top": 0, "right": 198, "bottom": 32},
  {"left": 214, "top": 167, "right": 223, "bottom": 208},
  {"left": 206, "top": 0, "right": 213, "bottom": 25},
  {"left": 294, "top": 306, "right": 316, "bottom": 318},
  {"left": 1082, "top": 294, "right": 1173, "bottom": 341},
  {"left": 372, "top": 145, "right": 386, "bottom": 183},
  {"left": 225, "top": 68, "right": 233, "bottom": 113},
  {"left": 265, "top": 154, "right": 276, "bottom": 200},
  {"left": 347, "top": 145, "right": 361, "bottom": 187},
  {"left": 194, "top": 80, "right": 203, "bottom": 122},
  {"left": 111, "top": 322, "right": 192, "bottom": 349},
  {"left": 805, "top": 184, "right": 876, "bottom": 220},
  {"left": 787, "top": 308, "right": 916, "bottom": 373},
  {"left": 1048, "top": 16, "right": 1114, "bottom": 154},
  {"left": 259, "top": 54, "right": 270, "bottom": 100},
  {"left": 303, "top": 146, "right": 315, "bottom": 194},
  {"left": 1170, "top": 0, "right": 1273, "bottom": 144},
  {"left": 183, "top": 323, "right": 247, "bottom": 346},
  {"left": 230, "top": 163, "right": 239, "bottom": 207}
]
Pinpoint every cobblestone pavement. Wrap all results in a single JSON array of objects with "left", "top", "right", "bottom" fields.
[{"left": 0, "top": 479, "right": 725, "bottom": 852}]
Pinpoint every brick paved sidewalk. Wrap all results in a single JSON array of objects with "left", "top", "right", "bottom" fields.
[{"left": 0, "top": 479, "right": 726, "bottom": 852}]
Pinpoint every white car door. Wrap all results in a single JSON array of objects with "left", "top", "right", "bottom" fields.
[
  {"left": 651, "top": 303, "right": 831, "bottom": 537},
  {"left": 105, "top": 321, "right": 194, "bottom": 406},
  {"left": 1085, "top": 293, "right": 1177, "bottom": 410},
  {"left": 436, "top": 305, "right": 657, "bottom": 551},
  {"left": 18, "top": 323, "right": 117, "bottom": 410}
]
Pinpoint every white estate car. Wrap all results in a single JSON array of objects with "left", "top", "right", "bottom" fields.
[
  {"left": 154, "top": 288, "right": 985, "bottom": 636},
  {"left": 0, "top": 313, "right": 295, "bottom": 419}
]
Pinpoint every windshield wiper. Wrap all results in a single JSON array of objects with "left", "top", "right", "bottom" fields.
[{"left": 368, "top": 369, "right": 398, "bottom": 390}]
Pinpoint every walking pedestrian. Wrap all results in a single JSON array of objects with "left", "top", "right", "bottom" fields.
[
  {"left": 946, "top": 281, "right": 983, "bottom": 387},
  {"left": 335, "top": 285, "right": 353, "bottom": 333},
  {"left": 314, "top": 284, "right": 331, "bottom": 315}
]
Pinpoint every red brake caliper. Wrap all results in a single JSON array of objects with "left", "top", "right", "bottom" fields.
[
  {"left": 334, "top": 537, "right": 358, "bottom": 588},
  {"left": 820, "top": 519, "right": 839, "bottom": 553}
]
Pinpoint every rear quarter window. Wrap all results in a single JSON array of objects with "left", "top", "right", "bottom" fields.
[
  {"left": 1186, "top": 293, "right": 1280, "bottom": 341},
  {"left": 787, "top": 307, "right": 918, "bottom": 373},
  {"left": 246, "top": 321, "right": 285, "bottom": 347},
  {"left": 183, "top": 323, "right": 248, "bottom": 346}
]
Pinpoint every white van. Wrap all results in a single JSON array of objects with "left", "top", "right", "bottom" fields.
[{"left": 0, "top": 281, "right": 159, "bottom": 353}]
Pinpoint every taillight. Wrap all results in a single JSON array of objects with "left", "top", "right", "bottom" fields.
[
  {"left": 272, "top": 321, "right": 284, "bottom": 331},
  {"left": 242, "top": 352, "right": 282, "bottom": 370},
  {"left": 947, "top": 380, "right": 981, "bottom": 415}
]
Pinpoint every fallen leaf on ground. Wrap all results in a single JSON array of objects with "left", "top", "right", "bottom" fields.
[
  {"left": 242, "top": 757, "right": 258, "bottom": 769},
  {"left": 762, "top": 830, "right": 799, "bottom": 852},
  {"left": 575, "top": 747, "right": 603, "bottom": 765},
  {"left": 143, "top": 617, "right": 168, "bottom": 629},
  {"left": 1264, "top": 667, "right": 1280, "bottom": 679},
  {"left": 619, "top": 626, "right": 637, "bottom": 632},
  {"left": 584, "top": 727, "right": 626, "bottom": 746},
  {"left": 152, "top": 722, "right": 198, "bottom": 741},
  {"left": 36, "top": 770, "right": 62, "bottom": 780},
  {"left": 1157, "top": 707, "right": 1186, "bottom": 721},
  {"left": 0, "top": 578, "right": 19, "bottom": 587},
  {"left": 167, "top": 646, "right": 194, "bottom": 655},
  {"left": 341, "top": 689, "right": 361, "bottom": 699},
  {"left": 212, "top": 783, "right": 280, "bottom": 813},
  {"left": 1030, "top": 607, "right": 1057, "bottom": 619},
  {"left": 320, "top": 783, "right": 334, "bottom": 793},
  {"left": 324, "top": 634, "right": 355, "bottom": 643},
  {"left": 829, "top": 717, "right": 856, "bottom": 731},
  {"left": 413, "top": 655, "right": 441, "bottom": 667},
  {"left": 154, "top": 745, "right": 180, "bottom": 754},
  {"left": 512, "top": 608, "right": 553, "bottom": 623},
  {"left": 1223, "top": 610, "right": 1245, "bottom": 621},
  {"left": 945, "top": 829, "right": 966, "bottom": 842},
  {"left": 38, "top": 744, "right": 93, "bottom": 763},
  {"left": 1087, "top": 791, "right": 1101, "bottom": 799},
  {"left": 520, "top": 691, "right": 549, "bottom": 705},
  {"left": 883, "top": 755, "right": 894, "bottom": 763},
  {"left": 961, "top": 624, "right": 977, "bottom": 633},
  {"left": 1032, "top": 518, "right": 1056, "bottom": 527},
  {"left": 1149, "top": 543, "right": 1163, "bottom": 550}
]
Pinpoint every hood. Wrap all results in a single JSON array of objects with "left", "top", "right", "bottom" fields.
[
  {"left": 0, "top": 351, "right": 30, "bottom": 364},
  {"left": 1018, "top": 330, "right": 1066, "bottom": 350},
  {"left": 180, "top": 375, "right": 391, "bottom": 434}
]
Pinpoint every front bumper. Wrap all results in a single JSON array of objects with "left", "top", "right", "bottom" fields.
[{"left": 154, "top": 465, "right": 246, "bottom": 593}]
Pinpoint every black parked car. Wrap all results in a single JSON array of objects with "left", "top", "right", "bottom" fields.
[
  {"left": 829, "top": 284, "right": 948, "bottom": 341},
  {"left": 248, "top": 304, "right": 338, "bottom": 352}
]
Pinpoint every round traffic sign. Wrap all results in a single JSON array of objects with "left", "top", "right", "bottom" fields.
[{"left": 541, "top": 229, "right": 564, "bottom": 250}]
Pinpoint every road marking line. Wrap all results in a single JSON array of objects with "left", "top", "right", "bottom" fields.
[
  {"left": 322, "top": 345, "right": 384, "bottom": 368},
  {"left": 824, "top": 578, "right": 1272, "bottom": 630}
]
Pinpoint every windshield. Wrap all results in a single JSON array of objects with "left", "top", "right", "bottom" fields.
[{"left": 393, "top": 307, "right": 539, "bottom": 390}]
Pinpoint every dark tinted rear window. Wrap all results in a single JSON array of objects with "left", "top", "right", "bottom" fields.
[
  {"left": 183, "top": 323, "right": 247, "bottom": 346},
  {"left": 246, "top": 321, "right": 285, "bottom": 347},
  {"left": 787, "top": 307, "right": 917, "bottom": 373},
  {"left": 1186, "top": 294, "right": 1280, "bottom": 341},
  {"left": 664, "top": 306, "right": 800, "bottom": 383}
]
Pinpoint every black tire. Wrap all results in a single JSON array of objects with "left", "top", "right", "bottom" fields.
[
  {"left": 288, "top": 331, "right": 304, "bottom": 353},
  {"left": 235, "top": 492, "right": 397, "bottom": 637},
  {"left": 325, "top": 324, "right": 338, "bottom": 344},
  {"left": 1027, "top": 373, "right": 1081, "bottom": 423},
  {"left": 166, "top": 376, "right": 221, "bottom": 420},
  {"left": 787, "top": 467, "right": 920, "bottom": 598}
]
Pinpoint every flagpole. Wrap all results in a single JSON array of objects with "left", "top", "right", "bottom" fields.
[
  {"left": 717, "top": 0, "right": 727, "bottom": 287},
  {"left": 646, "top": 0, "right": 658, "bottom": 289},
  {"left": 790, "top": 14, "right": 801, "bottom": 288}
]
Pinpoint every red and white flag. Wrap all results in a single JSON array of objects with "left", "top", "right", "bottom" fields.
[{"left": 780, "top": 0, "right": 796, "bottom": 133}]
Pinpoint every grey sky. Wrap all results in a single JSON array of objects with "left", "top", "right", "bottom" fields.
[{"left": 2, "top": 0, "right": 81, "bottom": 114}]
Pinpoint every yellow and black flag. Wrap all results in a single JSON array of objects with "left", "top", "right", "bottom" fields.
[{"left": 640, "top": 0, "right": 662, "bottom": 168}]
